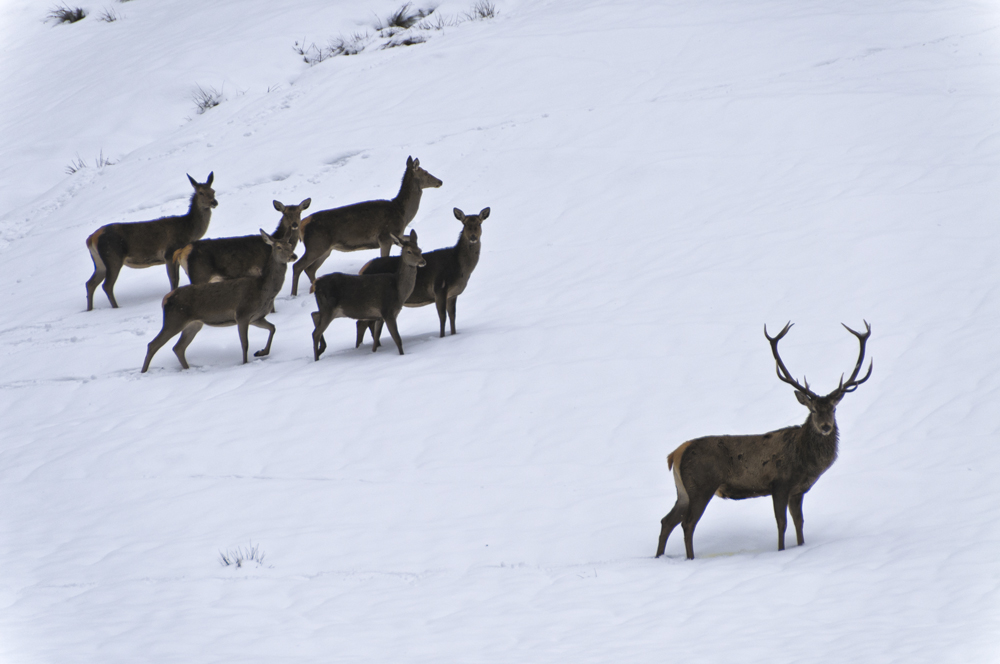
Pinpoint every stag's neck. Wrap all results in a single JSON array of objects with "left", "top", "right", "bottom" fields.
[
  {"left": 797, "top": 416, "right": 839, "bottom": 472},
  {"left": 187, "top": 194, "right": 213, "bottom": 239},
  {"left": 392, "top": 169, "right": 423, "bottom": 225}
]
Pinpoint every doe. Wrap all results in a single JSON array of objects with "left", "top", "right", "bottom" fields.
[{"left": 86, "top": 172, "right": 217, "bottom": 310}]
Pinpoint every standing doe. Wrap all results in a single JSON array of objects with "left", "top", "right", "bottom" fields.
[
  {"left": 86, "top": 172, "right": 217, "bottom": 310},
  {"left": 355, "top": 206, "right": 490, "bottom": 349},
  {"left": 310, "top": 230, "right": 425, "bottom": 361},
  {"left": 291, "top": 156, "right": 441, "bottom": 295},
  {"left": 140, "top": 229, "right": 296, "bottom": 372},
  {"left": 655, "top": 322, "right": 872, "bottom": 560},
  {"left": 169, "top": 198, "right": 310, "bottom": 289}
]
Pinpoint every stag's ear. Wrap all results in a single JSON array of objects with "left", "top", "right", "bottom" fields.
[
  {"left": 206, "top": 172, "right": 214, "bottom": 185},
  {"left": 187, "top": 174, "right": 197, "bottom": 187},
  {"left": 454, "top": 208, "right": 465, "bottom": 221},
  {"left": 406, "top": 156, "right": 413, "bottom": 168},
  {"left": 795, "top": 391, "right": 813, "bottom": 407},
  {"left": 273, "top": 200, "right": 285, "bottom": 212},
  {"left": 300, "top": 198, "right": 311, "bottom": 209},
  {"left": 408, "top": 229, "right": 418, "bottom": 243},
  {"left": 260, "top": 229, "right": 274, "bottom": 245},
  {"left": 829, "top": 392, "right": 845, "bottom": 406},
  {"left": 389, "top": 233, "right": 402, "bottom": 247},
  {"left": 479, "top": 207, "right": 490, "bottom": 220}
]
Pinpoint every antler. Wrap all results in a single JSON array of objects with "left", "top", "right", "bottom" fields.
[
  {"left": 832, "top": 321, "right": 873, "bottom": 396},
  {"left": 764, "top": 322, "right": 819, "bottom": 399}
]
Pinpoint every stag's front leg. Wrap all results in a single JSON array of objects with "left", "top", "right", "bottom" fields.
[
  {"left": 789, "top": 492, "right": 805, "bottom": 546},
  {"left": 772, "top": 488, "right": 791, "bottom": 551}
]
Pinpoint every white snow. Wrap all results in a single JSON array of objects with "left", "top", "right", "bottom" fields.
[{"left": 1, "top": 0, "right": 999, "bottom": 661}]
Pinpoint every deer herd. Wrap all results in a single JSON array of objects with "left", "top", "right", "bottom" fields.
[{"left": 83, "top": 156, "right": 874, "bottom": 561}]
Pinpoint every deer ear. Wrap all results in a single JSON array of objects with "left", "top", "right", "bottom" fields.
[
  {"left": 389, "top": 233, "right": 402, "bottom": 246},
  {"left": 206, "top": 172, "right": 214, "bottom": 186},
  {"left": 187, "top": 174, "right": 197, "bottom": 187},
  {"left": 453, "top": 208, "right": 465, "bottom": 221},
  {"left": 479, "top": 207, "right": 490, "bottom": 220},
  {"left": 794, "top": 391, "right": 812, "bottom": 407},
  {"left": 406, "top": 156, "right": 413, "bottom": 168},
  {"left": 301, "top": 198, "right": 311, "bottom": 209},
  {"left": 408, "top": 229, "right": 418, "bottom": 243},
  {"left": 260, "top": 229, "right": 274, "bottom": 245},
  {"left": 273, "top": 200, "right": 285, "bottom": 212}
]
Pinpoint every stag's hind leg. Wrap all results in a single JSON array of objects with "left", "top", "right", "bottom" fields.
[
  {"left": 142, "top": 313, "right": 190, "bottom": 372},
  {"left": 680, "top": 492, "right": 715, "bottom": 560}
]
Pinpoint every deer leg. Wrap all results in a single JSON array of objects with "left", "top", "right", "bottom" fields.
[
  {"left": 681, "top": 493, "right": 713, "bottom": 560},
  {"left": 311, "top": 310, "right": 333, "bottom": 361},
  {"left": 238, "top": 321, "right": 251, "bottom": 364},
  {"left": 355, "top": 321, "right": 368, "bottom": 348},
  {"left": 434, "top": 290, "right": 448, "bottom": 338},
  {"left": 789, "top": 492, "right": 805, "bottom": 546},
  {"left": 172, "top": 321, "right": 203, "bottom": 370},
  {"left": 372, "top": 320, "right": 384, "bottom": 352},
  {"left": 142, "top": 316, "right": 187, "bottom": 373},
  {"left": 447, "top": 297, "right": 457, "bottom": 335},
  {"left": 772, "top": 487, "right": 791, "bottom": 551},
  {"left": 383, "top": 316, "right": 405, "bottom": 355},
  {"left": 85, "top": 262, "right": 106, "bottom": 311},
  {"left": 165, "top": 253, "right": 181, "bottom": 290},
  {"left": 251, "top": 318, "right": 276, "bottom": 357},
  {"left": 656, "top": 500, "right": 685, "bottom": 558},
  {"left": 100, "top": 250, "right": 124, "bottom": 309},
  {"left": 293, "top": 247, "right": 331, "bottom": 296},
  {"left": 378, "top": 235, "right": 392, "bottom": 258}
]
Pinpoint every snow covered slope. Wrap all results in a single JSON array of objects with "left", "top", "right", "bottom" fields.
[{"left": 1, "top": 0, "right": 999, "bottom": 661}]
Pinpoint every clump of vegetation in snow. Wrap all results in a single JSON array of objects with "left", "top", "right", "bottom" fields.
[
  {"left": 46, "top": 5, "right": 88, "bottom": 24},
  {"left": 65, "top": 150, "right": 115, "bottom": 175},
  {"left": 192, "top": 84, "right": 223, "bottom": 114},
  {"left": 295, "top": 1, "right": 498, "bottom": 65},
  {"left": 219, "top": 542, "right": 267, "bottom": 569},
  {"left": 464, "top": 0, "right": 498, "bottom": 20},
  {"left": 98, "top": 8, "right": 122, "bottom": 22}
]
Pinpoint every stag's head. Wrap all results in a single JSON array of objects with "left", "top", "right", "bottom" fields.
[{"left": 765, "top": 321, "right": 872, "bottom": 436}]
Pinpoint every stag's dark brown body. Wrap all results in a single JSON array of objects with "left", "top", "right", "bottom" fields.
[
  {"left": 357, "top": 207, "right": 489, "bottom": 346},
  {"left": 291, "top": 157, "right": 441, "bottom": 295},
  {"left": 656, "top": 322, "right": 871, "bottom": 560},
  {"left": 170, "top": 199, "right": 310, "bottom": 289},
  {"left": 86, "top": 173, "right": 217, "bottom": 310}
]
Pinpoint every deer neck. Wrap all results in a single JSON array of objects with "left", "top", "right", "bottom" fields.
[
  {"left": 456, "top": 230, "right": 481, "bottom": 270},
  {"left": 392, "top": 170, "right": 423, "bottom": 227},
  {"left": 259, "top": 251, "right": 289, "bottom": 299},
  {"left": 798, "top": 416, "right": 839, "bottom": 470},
  {"left": 187, "top": 193, "right": 213, "bottom": 239},
  {"left": 395, "top": 258, "right": 420, "bottom": 303}
]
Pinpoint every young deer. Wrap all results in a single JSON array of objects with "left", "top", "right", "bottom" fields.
[
  {"left": 86, "top": 172, "right": 217, "bottom": 310},
  {"left": 355, "top": 207, "right": 489, "bottom": 350},
  {"left": 140, "top": 230, "right": 297, "bottom": 372},
  {"left": 655, "top": 322, "right": 872, "bottom": 560},
  {"left": 310, "top": 230, "right": 425, "bottom": 361},
  {"left": 291, "top": 156, "right": 441, "bottom": 295},
  {"left": 169, "top": 198, "right": 311, "bottom": 288}
]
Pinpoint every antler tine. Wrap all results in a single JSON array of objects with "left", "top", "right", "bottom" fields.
[
  {"left": 764, "top": 322, "right": 818, "bottom": 398},
  {"left": 836, "top": 320, "right": 873, "bottom": 394}
]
